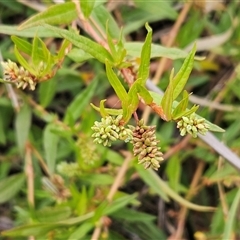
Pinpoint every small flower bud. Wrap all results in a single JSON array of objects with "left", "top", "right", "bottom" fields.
[
  {"left": 1, "top": 60, "right": 37, "bottom": 90},
  {"left": 91, "top": 115, "right": 133, "bottom": 147},
  {"left": 131, "top": 120, "right": 164, "bottom": 171},
  {"left": 177, "top": 113, "right": 210, "bottom": 138}
]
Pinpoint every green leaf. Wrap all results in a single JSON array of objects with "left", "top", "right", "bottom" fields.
[
  {"left": 0, "top": 25, "right": 61, "bottom": 38},
  {"left": 150, "top": 91, "right": 225, "bottom": 132},
  {"left": 160, "top": 69, "right": 174, "bottom": 121},
  {"left": 125, "top": 42, "right": 188, "bottom": 60},
  {"left": 183, "top": 105, "right": 199, "bottom": 117},
  {"left": 37, "top": 37, "right": 53, "bottom": 75},
  {"left": 15, "top": 104, "right": 32, "bottom": 155},
  {"left": 172, "top": 90, "right": 190, "bottom": 120},
  {"left": 90, "top": 103, "right": 123, "bottom": 116},
  {"left": 0, "top": 114, "right": 6, "bottom": 145},
  {"left": 44, "top": 25, "right": 114, "bottom": 64},
  {"left": 166, "top": 155, "right": 181, "bottom": 192},
  {"left": 205, "top": 119, "right": 225, "bottom": 133},
  {"left": 123, "top": 80, "right": 140, "bottom": 122},
  {"left": 207, "top": 164, "right": 237, "bottom": 183},
  {"left": 0, "top": 173, "right": 25, "bottom": 204},
  {"left": 36, "top": 206, "right": 71, "bottom": 223},
  {"left": 67, "top": 48, "right": 93, "bottom": 63},
  {"left": 115, "top": 29, "right": 128, "bottom": 67},
  {"left": 2, "top": 213, "right": 94, "bottom": 237},
  {"left": 31, "top": 36, "right": 43, "bottom": 68},
  {"left": 104, "top": 194, "right": 138, "bottom": 215},
  {"left": 68, "top": 222, "right": 94, "bottom": 240},
  {"left": 99, "top": 99, "right": 108, "bottom": 117},
  {"left": 11, "top": 36, "right": 51, "bottom": 67},
  {"left": 64, "top": 78, "right": 98, "bottom": 125},
  {"left": 172, "top": 44, "right": 196, "bottom": 100},
  {"left": 122, "top": 0, "right": 177, "bottom": 35},
  {"left": 80, "top": 173, "right": 114, "bottom": 185},
  {"left": 111, "top": 208, "right": 156, "bottom": 222},
  {"left": 43, "top": 123, "right": 59, "bottom": 174},
  {"left": 11, "top": 36, "right": 32, "bottom": 55},
  {"left": 137, "top": 23, "right": 152, "bottom": 85},
  {"left": 2, "top": 223, "right": 57, "bottom": 237},
  {"left": 14, "top": 45, "right": 37, "bottom": 75},
  {"left": 223, "top": 188, "right": 240, "bottom": 239},
  {"left": 80, "top": 0, "right": 96, "bottom": 18},
  {"left": 57, "top": 39, "right": 71, "bottom": 60},
  {"left": 76, "top": 187, "right": 88, "bottom": 215},
  {"left": 105, "top": 61, "right": 128, "bottom": 102},
  {"left": 19, "top": 2, "right": 78, "bottom": 30},
  {"left": 137, "top": 166, "right": 215, "bottom": 212},
  {"left": 135, "top": 164, "right": 169, "bottom": 202},
  {"left": 91, "top": 4, "right": 120, "bottom": 39},
  {"left": 106, "top": 21, "right": 117, "bottom": 59},
  {"left": 137, "top": 84, "right": 153, "bottom": 105},
  {"left": 38, "top": 77, "right": 57, "bottom": 108}
]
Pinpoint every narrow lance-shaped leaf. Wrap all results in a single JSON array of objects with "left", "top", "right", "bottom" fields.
[
  {"left": 137, "top": 165, "right": 215, "bottom": 212},
  {"left": 105, "top": 61, "right": 128, "bottom": 102},
  {"left": 11, "top": 36, "right": 48, "bottom": 63},
  {"left": 115, "top": 28, "right": 127, "bottom": 65},
  {"left": 137, "top": 23, "right": 152, "bottom": 85},
  {"left": 183, "top": 105, "right": 199, "bottom": 117},
  {"left": 122, "top": 100, "right": 133, "bottom": 124},
  {"left": 172, "top": 90, "right": 190, "bottom": 120},
  {"left": 68, "top": 222, "right": 94, "bottom": 240},
  {"left": 44, "top": 25, "right": 114, "bottom": 64},
  {"left": 123, "top": 83, "right": 139, "bottom": 122},
  {"left": 99, "top": 99, "right": 109, "bottom": 117},
  {"left": 106, "top": 21, "right": 117, "bottom": 60},
  {"left": 223, "top": 188, "right": 240, "bottom": 240},
  {"left": 14, "top": 46, "right": 37, "bottom": 75},
  {"left": 15, "top": 104, "right": 32, "bottom": 155},
  {"left": 172, "top": 44, "right": 196, "bottom": 100},
  {"left": 1, "top": 212, "right": 94, "bottom": 237},
  {"left": 57, "top": 39, "right": 71, "bottom": 60},
  {"left": 204, "top": 119, "right": 225, "bottom": 133},
  {"left": 0, "top": 173, "right": 25, "bottom": 204},
  {"left": 64, "top": 78, "right": 98, "bottom": 125},
  {"left": 166, "top": 155, "right": 181, "bottom": 192},
  {"left": 11, "top": 36, "right": 32, "bottom": 55},
  {"left": 90, "top": 103, "right": 123, "bottom": 116},
  {"left": 80, "top": 0, "right": 95, "bottom": 18},
  {"left": 39, "top": 77, "right": 57, "bottom": 108},
  {"left": 125, "top": 42, "right": 188, "bottom": 60},
  {"left": 104, "top": 194, "right": 138, "bottom": 215},
  {"left": 19, "top": 2, "right": 78, "bottom": 30},
  {"left": 160, "top": 69, "right": 174, "bottom": 121},
  {"left": 91, "top": 4, "right": 120, "bottom": 39},
  {"left": 43, "top": 123, "right": 59, "bottom": 174},
  {"left": 150, "top": 91, "right": 225, "bottom": 132},
  {"left": 31, "top": 36, "right": 42, "bottom": 69},
  {"left": 136, "top": 83, "right": 153, "bottom": 105},
  {"left": 37, "top": 37, "right": 53, "bottom": 76},
  {"left": 0, "top": 25, "right": 64, "bottom": 38},
  {"left": 136, "top": 164, "right": 169, "bottom": 201}
]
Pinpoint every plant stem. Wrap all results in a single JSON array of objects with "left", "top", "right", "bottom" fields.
[
  {"left": 25, "top": 142, "right": 35, "bottom": 240},
  {"left": 168, "top": 160, "right": 205, "bottom": 240},
  {"left": 91, "top": 152, "right": 132, "bottom": 240},
  {"left": 142, "top": 1, "right": 193, "bottom": 123}
]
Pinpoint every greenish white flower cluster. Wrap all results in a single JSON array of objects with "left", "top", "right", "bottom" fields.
[
  {"left": 77, "top": 136, "right": 99, "bottom": 166},
  {"left": 1, "top": 60, "right": 37, "bottom": 90},
  {"left": 130, "top": 119, "right": 164, "bottom": 171},
  {"left": 177, "top": 113, "right": 210, "bottom": 138},
  {"left": 91, "top": 115, "right": 133, "bottom": 147},
  {"left": 57, "top": 162, "right": 80, "bottom": 177}
]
